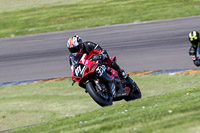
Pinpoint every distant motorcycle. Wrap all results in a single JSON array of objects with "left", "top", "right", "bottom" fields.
[
  {"left": 192, "top": 45, "right": 200, "bottom": 66},
  {"left": 71, "top": 53, "right": 141, "bottom": 107}
]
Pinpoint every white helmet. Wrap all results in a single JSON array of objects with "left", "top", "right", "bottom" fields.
[{"left": 67, "top": 35, "right": 83, "bottom": 55}]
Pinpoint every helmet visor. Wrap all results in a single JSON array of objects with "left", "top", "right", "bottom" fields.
[{"left": 68, "top": 45, "right": 80, "bottom": 53}]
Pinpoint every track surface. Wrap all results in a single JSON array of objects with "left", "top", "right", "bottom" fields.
[{"left": 0, "top": 16, "right": 199, "bottom": 83}]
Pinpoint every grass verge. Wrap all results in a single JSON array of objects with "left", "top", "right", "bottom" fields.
[
  {"left": 1, "top": 0, "right": 200, "bottom": 38},
  {"left": 0, "top": 74, "right": 200, "bottom": 132}
]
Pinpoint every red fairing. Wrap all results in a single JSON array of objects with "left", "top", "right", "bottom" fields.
[
  {"left": 71, "top": 54, "right": 99, "bottom": 83},
  {"left": 71, "top": 53, "right": 118, "bottom": 85},
  {"left": 87, "top": 49, "right": 101, "bottom": 59},
  {"left": 71, "top": 52, "right": 119, "bottom": 82},
  {"left": 70, "top": 53, "right": 141, "bottom": 107}
]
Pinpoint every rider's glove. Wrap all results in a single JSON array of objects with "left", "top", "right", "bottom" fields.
[{"left": 92, "top": 54, "right": 106, "bottom": 61}]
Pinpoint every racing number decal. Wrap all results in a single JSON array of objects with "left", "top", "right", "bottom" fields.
[
  {"left": 74, "top": 64, "right": 86, "bottom": 77},
  {"left": 96, "top": 65, "right": 106, "bottom": 76}
]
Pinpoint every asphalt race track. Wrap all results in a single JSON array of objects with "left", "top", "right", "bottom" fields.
[{"left": 0, "top": 16, "right": 200, "bottom": 83}]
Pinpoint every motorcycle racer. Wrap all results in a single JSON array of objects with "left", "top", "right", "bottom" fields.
[
  {"left": 67, "top": 35, "right": 129, "bottom": 79},
  {"left": 188, "top": 31, "right": 200, "bottom": 66}
]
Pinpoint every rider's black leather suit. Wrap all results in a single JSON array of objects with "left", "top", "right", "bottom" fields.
[{"left": 189, "top": 41, "right": 200, "bottom": 66}]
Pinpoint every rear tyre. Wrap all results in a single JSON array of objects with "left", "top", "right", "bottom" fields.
[
  {"left": 124, "top": 81, "right": 141, "bottom": 101},
  {"left": 86, "top": 81, "right": 112, "bottom": 107}
]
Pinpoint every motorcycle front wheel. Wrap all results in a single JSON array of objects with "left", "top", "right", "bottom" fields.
[{"left": 86, "top": 81, "right": 112, "bottom": 107}]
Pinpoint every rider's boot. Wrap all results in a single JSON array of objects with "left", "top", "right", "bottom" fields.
[{"left": 111, "top": 61, "right": 129, "bottom": 79}]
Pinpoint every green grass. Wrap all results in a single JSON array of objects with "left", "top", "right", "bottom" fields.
[
  {"left": 1, "top": 0, "right": 200, "bottom": 38},
  {"left": 0, "top": 80, "right": 100, "bottom": 131},
  {"left": 11, "top": 87, "right": 200, "bottom": 133},
  {"left": 0, "top": 74, "right": 200, "bottom": 132},
  {"left": 0, "top": 0, "right": 81, "bottom": 12}
]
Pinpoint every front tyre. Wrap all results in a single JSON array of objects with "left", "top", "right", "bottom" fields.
[{"left": 86, "top": 81, "right": 112, "bottom": 107}]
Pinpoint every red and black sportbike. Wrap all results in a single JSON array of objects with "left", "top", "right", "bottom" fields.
[{"left": 71, "top": 53, "right": 141, "bottom": 107}]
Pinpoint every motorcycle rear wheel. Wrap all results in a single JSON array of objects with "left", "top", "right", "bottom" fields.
[
  {"left": 124, "top": 81, "right": 141, "bottom": 101},
  {"left": 86, "top": 81, "right": 112, "bottom": 107}
]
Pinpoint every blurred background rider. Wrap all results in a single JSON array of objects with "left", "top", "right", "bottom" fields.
[{"left": 188, "top": 31, "right": 200, "bottom": 66}]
